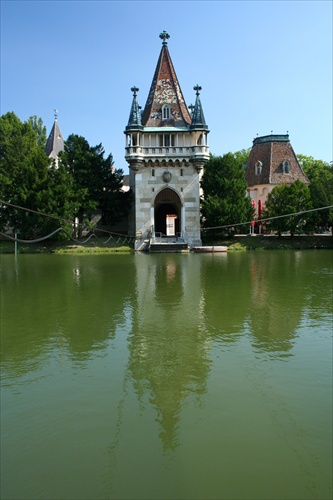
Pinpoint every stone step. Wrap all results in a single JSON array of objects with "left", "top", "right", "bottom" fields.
[{"left": 149, "top": 243, "right": 189, "bottom": 253}]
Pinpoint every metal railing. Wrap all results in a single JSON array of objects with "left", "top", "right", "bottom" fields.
[{"left": 150, "top": 232, "right": 186, "bottom": 244}]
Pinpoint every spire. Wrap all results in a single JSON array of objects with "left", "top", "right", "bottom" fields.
[
  {"left": 141, "top": 32, "right": 192, "bottom": 127},
  {"left": 190, "top": 85, "right": 208, "bottom": 130},
  {"left": 45, "top": 110, "right": 64, "bottom": 158},
  {"left": 126, "top": 86, "right": 143, "bottom": 130}
]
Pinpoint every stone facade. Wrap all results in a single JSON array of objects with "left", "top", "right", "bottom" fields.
[{"left": 124, "top": 32, "right": 209, "bottom": 249}]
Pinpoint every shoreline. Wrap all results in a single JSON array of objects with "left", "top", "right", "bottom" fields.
[{"left": 0, "top": 234, "right": 332, "bottom": 254}]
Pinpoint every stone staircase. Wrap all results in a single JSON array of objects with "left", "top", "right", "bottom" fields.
[{"left": 148, "top": 236, "right": 189, "bottom": 253}]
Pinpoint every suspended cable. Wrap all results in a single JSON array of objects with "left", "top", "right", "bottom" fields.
[
  {"left": 201, "top": 205, "right": 333, "bottom": 231},
  {"left": 1, "top": 199, "right": 332, "bottom": 242},
  {"left": 0, "top": 228, "right": 70, "bottom": 243},
  {"left": 0, "top": 199, "right": 135, "bottom": 240}
]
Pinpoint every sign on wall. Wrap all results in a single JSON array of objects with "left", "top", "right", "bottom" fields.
[{"left": 166, "top": 215, "right": 177, "bottom": 236}]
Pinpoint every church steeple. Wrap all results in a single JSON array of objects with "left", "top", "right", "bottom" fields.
[
  {"left": 190, "top": 85, "right": 208, "bottom": 130},
  {"left": 45, "top": 109, "right": 64, "bottom": 160},
  {"left": 141, "top": 32, "right": 191, "bottom": 127},
  {"left": 126, "top": 86, "right": 143, "bottom": 131}
]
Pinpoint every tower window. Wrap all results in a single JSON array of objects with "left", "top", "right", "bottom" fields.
[
  {"left": 282, "top": 160, "right": 291, "bottom": 174},
  {"left": 152, "top": 168, "right": 155, "bottom": 177},
  {"left": 255, "top": 160, "right": 263, "bottom": 175},
  {"left": 162, "top": 105, "right": 170, "bottom": 120}
]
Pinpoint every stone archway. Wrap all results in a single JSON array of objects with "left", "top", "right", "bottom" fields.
[{"left": 154, "top": 188, "right": 181, "bottom": 236}]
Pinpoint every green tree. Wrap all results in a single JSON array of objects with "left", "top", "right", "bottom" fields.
[
  {"left": 58, "top": 135, "right": 98, "bottom": 237},
  {"left": 0, "top": 112, "right": 78, "bottom": 238},
  {"left": 297, "top": 154, "right": 333, "bottom": 231},
  {"left": 233, "top": 148, "right": 250, "bottom": 168},
  {"left": 263, "top": 180, "right": 312, "bottom": 236},
  {"left": 97, "top": 171, "right": 132, "bottom": 226},
  {"left": 201, "top": 153, "right": 254, "bottom": 235},
  {"left": 27, "top": 115, "right": 47, "bottom": 149},
  {"left": 58, "top": 135, "right": 131, "bottom": 236},
  {"left": 0, "top": 112, "right": 51, "bottom": 237}
]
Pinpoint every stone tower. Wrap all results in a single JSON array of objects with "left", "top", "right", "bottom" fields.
[{"left": 124, "top": 31, "right": 209, "bottom": 250}]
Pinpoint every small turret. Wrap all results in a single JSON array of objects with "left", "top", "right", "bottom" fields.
[
  {"left": 190, "top": 85, "right": 208, "bottom": 130},
  {"left": 126, "top": 86, "right": 143, "bottom": 131}
]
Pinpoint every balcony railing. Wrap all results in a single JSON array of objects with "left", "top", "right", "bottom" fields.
[{"left": 125, "top": 145, "right": 209, "bottom": 158}]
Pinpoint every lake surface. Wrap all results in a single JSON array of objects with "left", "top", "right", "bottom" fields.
[{"left": 1, "top": 250, "right": 332, "bottom": 500}]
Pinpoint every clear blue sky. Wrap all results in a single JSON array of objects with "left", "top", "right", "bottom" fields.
[{"left": 1, "top": 0, "right": 332, "bottom": 172}]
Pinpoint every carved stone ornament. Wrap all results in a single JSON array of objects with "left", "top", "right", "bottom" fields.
[{"left": 162, "top": 170, "right": 172, "bottom": 183}]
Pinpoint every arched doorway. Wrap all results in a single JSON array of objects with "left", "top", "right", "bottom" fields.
[{"left": 154, "top": 188, "right": 181, "bottom": 236}]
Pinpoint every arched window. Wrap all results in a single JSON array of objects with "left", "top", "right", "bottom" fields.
[
  {"left": 255, "top": 160, "right": 263, "bottom": 175},
  {"left": 162, "top": 105, "right": 170, "bottom": 120},
  {"left": 282, "top": 160, "right": 291, "bottom": 174}
]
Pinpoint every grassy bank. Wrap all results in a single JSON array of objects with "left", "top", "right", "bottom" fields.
[
  {"left": 0, "top": 238, "right": 133, "bottom": 254},
  {"left": 203, "top": 234, "right": 333, "bottom": 251},
  {"left": 1, "top": 234, "right": 332, "bottom": 254}
]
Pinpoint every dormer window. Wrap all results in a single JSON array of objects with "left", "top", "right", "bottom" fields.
[
  {"left": 255, "top": 160, "right": 263, "bottom": 175},
  {"left": 282, "top": 160, "right": 291, "bottom": 174},
  {"left": 162, "top": 105, "right": 170, "bottom": 120}
]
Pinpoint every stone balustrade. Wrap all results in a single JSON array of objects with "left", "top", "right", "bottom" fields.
[{"left": 125, "top": 145, "right": 209, "bottom": 160}]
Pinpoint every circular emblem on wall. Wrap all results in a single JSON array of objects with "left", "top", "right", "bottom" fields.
[{"left": 162, "top": 170, "right": 172, "bottom": 183}]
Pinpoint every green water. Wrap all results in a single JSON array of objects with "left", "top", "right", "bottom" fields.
[{"left": 1, "top": 251, "right": 332, "bottom": 500}]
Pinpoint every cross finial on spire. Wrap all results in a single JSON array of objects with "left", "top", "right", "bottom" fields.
[
  {"left": 159, "top": 30, "right": 170, "bottom": 45},
  {"left": 54, "top": 109, "right": 58, "bottom": 120},
  {"left": 131, "top": 86, "right": 139, "bottom": 97},
  {"left": 194, "top": 84, "right": 202, "bottom": 96}
]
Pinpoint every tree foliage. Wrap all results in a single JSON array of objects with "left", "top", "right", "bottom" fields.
[
  {"left": 233, "top": 148, "right": 251, "bottom": 168},
  {"left": 58, "top": 134, "right": 131, "bottom": 235},
  {"left": 0, "top": 112, "right": 54, "bottom": 237},
  {"left": 201, "top": 153, "right": 254, "bottom": 235},
  {"left": 297, "top": 154, "right": 333, "bottom": 230},
  {"left": 263, "top": 180, "right": 312, "bottom": 236},
  {"left": 0, "top": 113, "right": 130, "bottom": 239},
  {"left": 27, "top": 115, "right": 47, "bottom": 149}
]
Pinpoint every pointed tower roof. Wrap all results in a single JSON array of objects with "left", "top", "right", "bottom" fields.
[
  {"left": 45, "top": 110, "right": 64, "bottom": 158},
  {"left": 141, "top": 31, "right": 192, "bottom": 128},
  {"left": 190, "top": 85, "right": 208, "bottom": 130},
  {"left": 126, "top": 86, "right": 143, "bottom": 131}
]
